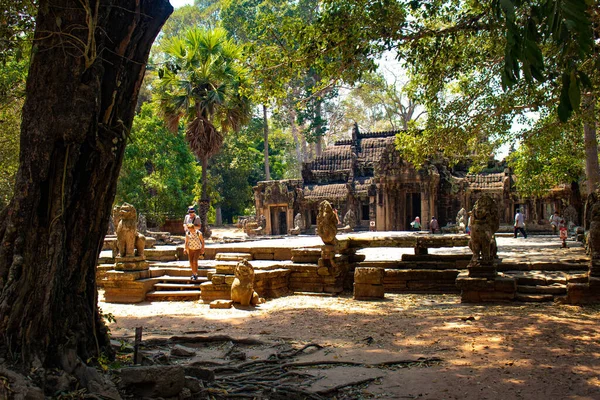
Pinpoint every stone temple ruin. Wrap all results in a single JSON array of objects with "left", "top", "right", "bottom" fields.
[
  {"left": 97, "top": 125, "right": 598, "bottom": 305},
  {"left": 253, "top": 124, "right": 581, "bottom": 235}
]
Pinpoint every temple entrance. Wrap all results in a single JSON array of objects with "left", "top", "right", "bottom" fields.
[
  {"left": 405, "top": 193, "right": 421, "bottom": 230},
  {"left": 270, "top": 206, "right": 288, "bottom": 235}
]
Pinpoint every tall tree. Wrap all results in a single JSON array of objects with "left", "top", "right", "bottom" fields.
[
  {"left": 0, "top": 0, "right": 172, "bottom": 389},
  {"left": 246, "top": 0, "right": 598, "bottom": 189},
  {"left": 156, "top": 27, "right": 252, "bottom": 237}
]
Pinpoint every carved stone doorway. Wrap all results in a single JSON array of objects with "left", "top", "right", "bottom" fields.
[
  {"left": 406, "top": 192, "right": 421, "bottom": 230},
  {"left": 270, "top": 206, "right": 288, "bottom": 235}
]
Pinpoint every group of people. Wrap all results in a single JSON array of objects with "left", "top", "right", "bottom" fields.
[
  {"left": 410, "top": 216, "right": 440, "bottom": 233},
  {"left": 514, "top": 209, "right": 567, "bottom": 241},
  {"left": 183, "top": 206, "right": 205, "bottom": 281},
  {"left": 407, "top": 209, "right": 567, "bottom": 241}
]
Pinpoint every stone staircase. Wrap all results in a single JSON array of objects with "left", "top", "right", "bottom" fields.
[
  {"left": 145, "top": 275, "right": 209, "bottom": 301},
  {"left": 504, "top": 270, "right": 588, "bottom": 302}
]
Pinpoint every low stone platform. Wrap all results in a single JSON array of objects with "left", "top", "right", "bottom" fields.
[{"left": 98, "top": 234, "right": 590, "bottom": 304}]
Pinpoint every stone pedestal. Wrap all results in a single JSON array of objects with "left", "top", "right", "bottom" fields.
[
  {"left": 561, "top": 277, "right": 600, "bottom": 304},
  {"left": 314, "top": 244, "right": 349, "bottom": 294},
  {"left": 353, "top": 267, "right": 385, "bottom": 300},
  {"left": 115, "top": 255, "right": 149, "bottom": 271},
  {"left": 103, "top": 269, "right": 153, "bottom": 303},
  {"left": 560, "top": 259, "right": 600, "bottom": 304},
  {"left": 466, "top": 260, "right": 497, "bottom": 279},
  {"left": 456, "top": 271, "right": 516, "bottom": 302}
]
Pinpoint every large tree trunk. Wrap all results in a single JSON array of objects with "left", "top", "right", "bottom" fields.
[
  {"left": 290, "top": 109, "right": 302, "bottom": 176},
  {"left": 315, "top": 100, "right": 323, "bottom": 157},
  {"left": 0, "top": 0, "right": 171, "bottom": 375},
  {"left": 584, "top": 119, "right": 600, "bottom": 195},
  {"left": 263, "top": 104, "right": 271, "bottom": 180}
]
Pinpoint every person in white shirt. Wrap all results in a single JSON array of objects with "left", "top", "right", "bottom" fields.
[
  {"left": 514, "top": 209, "right": 527, "bottom": 238},
  {"left": 550, "top": 211, "right": 561, "bottom": 235},
  {"left": 183, "top": 206, "right": 201, "bottom": 233}
]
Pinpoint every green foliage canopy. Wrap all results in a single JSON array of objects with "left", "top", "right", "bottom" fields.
[{"left": 116, "top": 103, "right": 202, "bottom": 223}]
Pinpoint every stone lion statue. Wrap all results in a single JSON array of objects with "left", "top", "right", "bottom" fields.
[
  {"left": 116, "top": 203, "right": 146, "bottom": 258},
  {"left": 317, "top": 200, "right": 338, "bottom": 245},
  {"left": 468, "top": 195, "right": 499, "bottom": 264},
  {"left": 231, "top": 260, "right": 262, "bottom": 306}
]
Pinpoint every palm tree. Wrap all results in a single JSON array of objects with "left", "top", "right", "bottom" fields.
[{"left": 156, "top": 27, "right": 252, "bottom": 237}]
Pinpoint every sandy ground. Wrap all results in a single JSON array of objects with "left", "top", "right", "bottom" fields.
[{"left": 100, "top": 290, "right": 600, "bottom": 399}]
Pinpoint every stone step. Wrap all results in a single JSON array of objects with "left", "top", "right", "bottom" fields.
[
  {"left": 144, "top": 248, "right": 178, "bottom": 262},
  {"left": 215, "top": 252, "right": 253, "bottom": 261},
  {"left": 146, "top": 290, "right": 201, "bottom": 301},
  {"left": 515, "top": 293, "right": 555, "bottom": 302},
  {"left": 517, "top": 284, "right": 567, "bottom": 295},
  {"left": 506, "top": 271, "right": 569, "bottom": 286},
  {"left": 149, "top": 266, "right": 213, "bottom": 278},
  {"left": 139, "top": 275, "right": 209, "bottom": 284},
  {"left": 154, "top": 283, "right": 203, "bottom": 290}
]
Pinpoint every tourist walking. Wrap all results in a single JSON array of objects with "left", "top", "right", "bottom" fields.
[
  {"left": 514, "top": 209, "right": 527, "bottom": 238},
  {"left": 410, "top": 216, "right": 421, "bottom": 231},
  {"left": 430, "top": 216, "right": 440, "bottom": 233},
  {"left": 550, "top": 211, "right": 561, "bottom": 235},
  {"left": 559, "top": 219, "right": 568, "bottom": 248},
  {"left": 184, "top": 223, "right": 205, "bottom": 280},
  {"left": 183, "top": 206, "right": 201, "bottom": 233}
]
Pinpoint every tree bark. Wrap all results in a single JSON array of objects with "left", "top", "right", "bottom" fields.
[
  {"left": 200, "top": 156, "right": 210, "bottom": 236},
  {"left": 290, "top": 109, "right": 302, "bottom": 176},
  {"left": 315, "top": 100, "right": 323, "bottom": 157},
  {"left": 263, "top": 104, "right": 271, "bottom": 180},
  {"left": 584, "top": 118, "right": 599, "bottom": 195},
  {"left": 0, "top": 0, "right": 172, "bottom": 373}
]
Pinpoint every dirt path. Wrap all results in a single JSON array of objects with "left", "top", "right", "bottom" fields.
[{"left": 100, "top": 291, "right": 600, "bottom": 399}]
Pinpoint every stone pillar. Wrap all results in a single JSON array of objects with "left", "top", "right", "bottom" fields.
[
  {"left": 265, "top": 207, "right": 272, "bottom": 235},
  {"left": 287, "top": 207, "right": 294, "bottom": 233},
  {"left": 421, "top": 189, "right": 430, "bottom": 231}
]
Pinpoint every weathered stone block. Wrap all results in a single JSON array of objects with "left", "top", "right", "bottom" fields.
[
  {"left": 253, "top": 252, "right": 275, "bottom": 260},
  {"left": 354, "top": 267, "right": 384, "bottom": 284},
  {"left": 289, "top": 282, "right": 324, "bottom": 292},
  {"left": 215, "top": 263, "right": 235, "bottom": 274},
  {"left": 210, "top": 300, "right": 233, "bottom": 309},
  {"left": 273, "top": 248, "right": 292, "bottom": 260},
  {"left": 291, "top": 255, "right": 321, "bottom": 263},
  {"left": 114, "top": 256, "right": 149, "bottom": 271},
  {"left": 118, "top": 365, "right": 184, "bottom": 398},
  {"left": 215, "top": 252, "right": 253, "bottom": 261},
  {"left": 323, "top": 285, "right": 344, "bottom": 293},
  {"left": 353, "top": 283, "right": 384, "bottom": 300}
]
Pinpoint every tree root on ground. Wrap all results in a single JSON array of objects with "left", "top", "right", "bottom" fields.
[{"left": 202, "top": 342, "right": 442, "bottom": 399}]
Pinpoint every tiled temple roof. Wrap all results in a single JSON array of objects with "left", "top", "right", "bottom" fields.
[
  {"left": 307, "top": 145, "right": 353, "bottom": 171},
  {"left": 304, "top": 183, "right": 348, "bottom": 200},
  {"left": 465, "top": 173, "right": 506, "bottom": 190},
  {"left": 308, "top": 134, "right": 396, "bottom": 176},
  {"left": 358, "top": 137, "right": 395, "bottom": 165}
]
